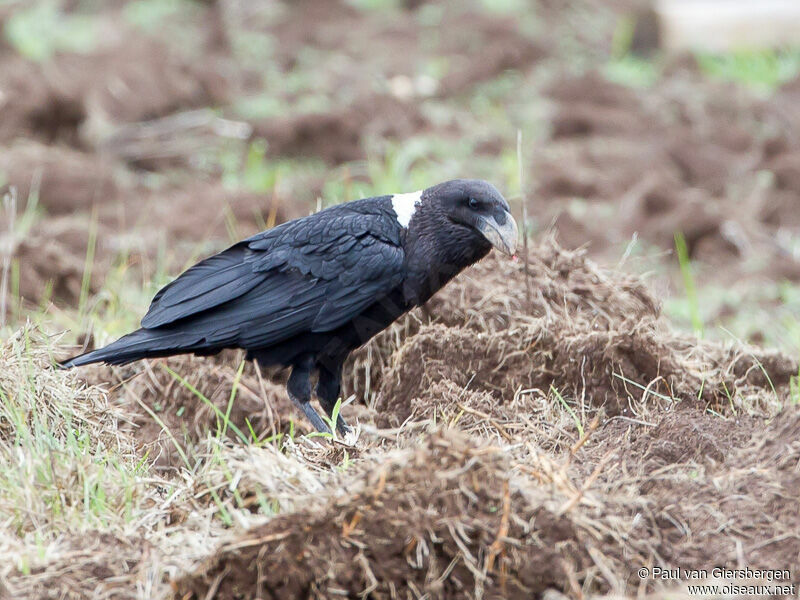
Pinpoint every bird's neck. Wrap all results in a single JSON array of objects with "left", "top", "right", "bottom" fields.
[{"left": 401, "top": 205, "right": 491, "bottom": 306}]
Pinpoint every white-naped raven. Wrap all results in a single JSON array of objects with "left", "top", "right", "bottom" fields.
[{"left": 60, "top": 179, "right": 518, "bottom": 434}]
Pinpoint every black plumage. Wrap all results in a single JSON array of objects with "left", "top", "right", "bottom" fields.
[{"left": 61, "top": 179, "right": 518, "bottom": 434}]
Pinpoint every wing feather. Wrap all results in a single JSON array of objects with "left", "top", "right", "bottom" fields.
[
  {"left": 142, "top": 244, "right": 262, "bottom": 328},
  {"left": 138, "top": 202, "right": 406, "bottom": 351}
]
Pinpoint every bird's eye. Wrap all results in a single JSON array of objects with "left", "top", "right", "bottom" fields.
[{"left": 468, "top": 198, "right": 479, "bottom": 210}]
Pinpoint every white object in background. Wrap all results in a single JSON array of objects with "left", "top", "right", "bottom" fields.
[{"left": 656, "top": 0, "right": 800, "bottom": 52}]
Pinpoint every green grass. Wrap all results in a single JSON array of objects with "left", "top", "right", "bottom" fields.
[
  {"left": 656, "top": 256, "right": 800, "bottom": 355},
  {"left": 0, "top": 329, "right": 159, "bottom": 548},
  {"left": 550, "top": 385, "right": 584, "bottom": 438},
  {"left": 218, "top": 140, "right": 326, "bottom": 198},
  {"left": 612, "top": 372, "right": 674, "bottom": 404},
  {"left": 122, "top": 0, "right": 196, "bottom": 30},
  {"left": 3, "top": 0, "right": 99, "bottom": 60},
  {"left": 220, "top": 359, "right": 246, "bottom": 441},
  {"left": 476, "top": 0, "right": 529, "bottom": 15},
  {"left": 696, "top": 49, "right": 800, "bottom": 93},
  {"left": 163, "top": 365, "right": 249, "bottom": 446},
  {"left": 344, "top": 0, "right": 401, "bottom": 11},
  {"left": 77, "top": 207, "right": 99, "bottom": 322},
  {"left": 2, "top": 183, "right": 42, "bottom": 331},
  {"left": 604, "top": 54, "right": 660, "bottom": 89}
]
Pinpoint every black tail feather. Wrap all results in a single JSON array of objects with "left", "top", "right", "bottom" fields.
[{"left": 59, "top": 327, "right": 212, "bottom": 369}]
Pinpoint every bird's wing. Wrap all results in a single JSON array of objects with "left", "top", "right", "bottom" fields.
[
  {"left": 141, "top": 243, "right": 258, "bottom": 328},
  {"left": 140, "top": 207, "right": 405, "bottom": 346}
]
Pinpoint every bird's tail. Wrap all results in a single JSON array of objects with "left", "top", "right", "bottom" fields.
[{"left": 58, "top": 327, "right": 204, "bottom": 369}]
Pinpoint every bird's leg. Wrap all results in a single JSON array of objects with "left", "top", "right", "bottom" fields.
[
  {"left": 316, "top": 363, "right": 350, "bottom": 436},
  {"left": 287, "top": 356, "right": 330, "bottom": 434}
]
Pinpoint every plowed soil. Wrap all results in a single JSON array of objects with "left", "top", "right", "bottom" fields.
[
  {"left": 3, "top": 1, "right": 800, "bottom": 599},
  {"left": 26, "top": 241, "right": 791, "bottom": 600}
]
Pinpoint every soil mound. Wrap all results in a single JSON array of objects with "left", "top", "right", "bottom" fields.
[
  {"left": 174, "top": 406, "right": 800, "bottom": 599},
  {"left": 0, "top": 34, "right": 220, "bottom": 149},
  {"left": 622, "top": 407, "right": 800, "bottom": 571},
  {"left": 251, "top": 95, "right": 428, "bottom": 165},
  {"left": 537, "top": 71, "right": 800, "bottom": 280},
  {"left": 172, "top": 429, "right": 583, "bottom": 600},
  {"left": 373, "top": 242, "right": 796, "bottom": 423},
  {"left": 0, "top": 141, "right": 121, "bottom": 215},
  {"left": 91, "top": 355, "right": 302, "bottom": 471},
  {"left": 13, "top": 216, "right": 111, "bottom": 305},
  {"left": 343, "top": 240, "right": 659, "bottom": 404},
  {"left": 14, "top": 532, "right": 149, "bottom": 600}
]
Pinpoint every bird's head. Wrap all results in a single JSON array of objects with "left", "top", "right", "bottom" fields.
[
  {"left": 392, "top": 179, "right": 519, "bottom": 305},
  {"left": 422, "top": 179, "right": 518, "bottom": 256}
]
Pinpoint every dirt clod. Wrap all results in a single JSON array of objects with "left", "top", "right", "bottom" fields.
[
  {"left": 172, "top": 429, "right": 588, "bottom": 600},
  {"left": 0, "top": 141, "right": 121, "bottom": 215}
]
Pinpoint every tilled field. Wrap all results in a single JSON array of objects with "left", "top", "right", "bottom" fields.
[
  {"left": 2, "top": 1, "right": 800, "bottom": 599},
  {"left": 4, "top": 242, "right": 798, "bottom": 599}
]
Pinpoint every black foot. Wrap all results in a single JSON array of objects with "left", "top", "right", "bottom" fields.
[
  {"left": 297, "top": 400, "right": 331, "bottom": 434},
  {"left": 287, "top": 355, "right": 331, "bottom": 435}
]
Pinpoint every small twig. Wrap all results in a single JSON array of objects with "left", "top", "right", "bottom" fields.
[
  {"left": 203, "top": 565, "right": 230, "bottom": 600},
  {"left": 485, "top": 480, "right": 511, "bottom": 574},
  {"left": 360, "top": 419, "right": 434, "bottom": 438},
  {"left": 569, "top": 414, "right": 601, "bottom": 456},
  {"left": 455, "top": 402, "right": 512, "bottom": 441},
  {"left": 1, "top": 186, "right": 17, "bottom": 329},
  {"left": 356, "top": 552, "right": 379, "bottom": 597},
  {"left": 373, "top": 466, "right": 388, "bottom": 500},
  {"left": 267, "top": 177, "right": 282, "bottom": 229},
  {"left": 221, "top": 530, "right": 292, "bottom": 552},
  {"left": 558, "top": 447, "right": 616, "bottom": 515},
  {"left": 517, "top": 130, "right": 530, "bottom": 306},
  {"left": 561, "top": 558, "right": 584, "bottom": 600},
  {"left": 342, "top": 511, "right": 362, "bottom": 538},
  {"left": 252, "top": 361, "right": 278, "bottom": 441}
]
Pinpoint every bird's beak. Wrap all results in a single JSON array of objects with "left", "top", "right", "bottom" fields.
[{"left": 477, "top": 211, "right": 518, "bottom": 256}]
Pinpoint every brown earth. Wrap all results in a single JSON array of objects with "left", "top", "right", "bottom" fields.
[
  {"left": 0, "top": 34, "right": 222, "bottom": 149},
  {"left": 106, "top": 354, "right": 302, "bottom": 471},
  {"left": 4, "top": 2, "right": 800, "bottom": 599},
  {"left": 19, "top": 533, "right": 150, "bottom": 600},
  {"left": 13, "top": 216, "right": 112, "bottom": 304},
  {"left": 1, "top": 0, "right": 547, "bottom": 308},
  {"left": 6, "top": 179, "right": 290, "bottom": 307},
  {"left": 536, "top": 69, "right": 800, "bottom": 283},
  {"left": 0, "top": 141, "right": 121, "bottom": 215},
  {"left": 6, "top": 0, "right": 800, "bottom": 310},
  {"left": 251, "top": 95, "right": 429, "bottom": 165},
  {"left": 43, "top": 241, "right": 793, "bottom": 600},
  {"left": 173, "top": 406, "right": 800, "bottom": 599}
]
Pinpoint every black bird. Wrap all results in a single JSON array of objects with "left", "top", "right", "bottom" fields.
[{"left": 60, "top": 179, "right": 518, "bottom": 434}]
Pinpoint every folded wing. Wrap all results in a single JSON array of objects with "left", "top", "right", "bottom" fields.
[{"left": 138, "top": 207, "right": 405, "bottom": 350}]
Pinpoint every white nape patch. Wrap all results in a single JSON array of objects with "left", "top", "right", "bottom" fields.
[{"left": 391, "top": 190, "right": 423, "bottom": 228}]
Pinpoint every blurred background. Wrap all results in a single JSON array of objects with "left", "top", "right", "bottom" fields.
[{"left": 1, "top": 0, "right": 800, "bottom": 354}]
